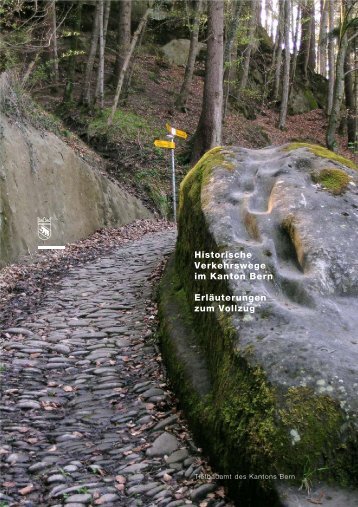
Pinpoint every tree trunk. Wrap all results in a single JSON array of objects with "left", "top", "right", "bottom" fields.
[
  {"left": 326, "top": 31, "right": 349, "bottom": 151},
  {"left": 80, "top": 2, "right": 100, "bottom": 106},
  {"left": 279, "top": 0, "right": 291, "bottom": 130},
  {"left": 97, "top": 0, "right": 105, "bottom": 109},
  {"left": 114, "top": 0, "right": 131, "bottom": 84},
  {"left": 121, "top": 16, "right": 147, "bottom": 101},
  {"left": 108, "top": 8, "right": 151, "bottom": 125},
  {"left": 95, "top": 0, "right": 111, "bottom": 103},
  {"left": 175, "top": 0, "right": 203, "bottom": 112},
  {"left": 344, "top": 45, "right": 356, "bottom": 146},
  {"left": 298, "top": 0, "right": 314, "bottom": 79},
  {"left": 223, "top": 0, "right": 241, "bottom": 118},
  {"left": 63, "top": 1, "right": 83, "bottom": 104},
  {"left": 291, "top": 3, "right": 301, "bottom": 82},
  {"left": 48, "top": 0, "right": 59, "bottom": 82},
  {"left": 308, "top": 3, "right": 316, "bottom": 71},
  {"left": 103, "top": 0, "right": 111, "bottom": 41},
  {"left": 327, "top": 0, "right": 335, "bottom": 114},
  {"left": 273, "top": 0, "right": 284, "bottom": 100},
  {"left": 318, "top": 0, "right": 328, "bottom": 76},
  {"left": 239, "top": 0, "right": 257, "bottom": 91},
  {"left": 191, "top": 0, "right": 224, "bottom": 163}
]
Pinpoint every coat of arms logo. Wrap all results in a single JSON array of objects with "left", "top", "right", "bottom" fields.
[{"left": 38, "top": 217, "right": 51, "bottom": 241}]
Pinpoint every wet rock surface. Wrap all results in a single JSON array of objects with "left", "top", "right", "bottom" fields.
[{"left": 0, "top": 231, "right": 232, "bottom": 507}]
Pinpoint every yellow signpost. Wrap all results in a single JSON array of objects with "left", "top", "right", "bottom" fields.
[
  {"left": 154, "top": 124, "right": 188, "bottom": 223},
  {"left": 154, "top": 139, "right": 176, "bottom": 149},
  {"left": 165, "top": 123, "right": 188, "bottom": 139}
]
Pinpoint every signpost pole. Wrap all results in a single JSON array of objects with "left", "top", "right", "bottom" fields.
[{"left": 167, "top": 134, "right": 176, "bottom": 222}]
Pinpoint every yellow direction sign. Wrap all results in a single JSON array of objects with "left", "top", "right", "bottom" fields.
[
  {"left": 154, "top": 139, "right": 175, "bottom": 149},
  {"left": 165, "top": 123, "right": 188, "bottom": 139}
]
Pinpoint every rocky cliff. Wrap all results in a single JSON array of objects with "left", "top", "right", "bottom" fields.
[
  {"left": 0, "top": 111, "right": 151, "bottom": 266},
  {"left": 160, "top": 143, "right": 358, "bottom": 505}
]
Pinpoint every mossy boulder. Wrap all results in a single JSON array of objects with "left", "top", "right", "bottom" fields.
[
  {"left": 159, "top": 145, "right": 358, "bottom": 504},
  {"left": 288, "top": 83, "right": 319, "bottom": 115}
]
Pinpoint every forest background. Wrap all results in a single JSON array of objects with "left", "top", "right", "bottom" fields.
[{"left": 0, "top": 0, "right": 357, "bottom": 217}]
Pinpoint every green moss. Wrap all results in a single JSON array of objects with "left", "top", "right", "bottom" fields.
[
  {"left": 303, "top": 89, "right": 318, "bottom": 110},
  {"left": 285, "top": 143, "right": 357, "bottom": 170},
  {"left": 179, "top": 146, "right": 225, "bottom": 213},
  {"left": 87, "top": 108, "right": 162, "bottom": 140},
  {"left": 312, "top": 168, "right": 351, "bottom": 195}
]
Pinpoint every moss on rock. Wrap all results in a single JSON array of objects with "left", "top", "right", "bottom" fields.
[
  {"left": 312, "top": 168, "right": 351, "bottom": 195},
  {"left": 159, "top": 146, "right": 358, "bottom": 504},
  {"left": 285, "top": 143, "right": 357, "bottom": 170}
]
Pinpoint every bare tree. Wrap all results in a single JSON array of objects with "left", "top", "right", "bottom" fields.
[
  {"left": 344, "top": 44, "right": 356, "bottom": 146},
  {"left": 239, "top": 0, "right": 258, "bottom": 91},
  {"left": 308, "top": 1, "right": 316, "bottom": 71},
  {"left": 279, "top": 0, "right": 292, "bottom": 129},
  {"left": 63, "top": 1, "right": 83, "bottom": 104},
  {"left": 108, "top": 7, "right": 151, "bottom": 125},
  {"left": 327, "top": 0, "right": 335, "bottom": 114},
  {"left": 318, "top": 0, "right": 328, "bottom": 76},
  {"left": 298, "top": 0, "right": 315, "bottom": 79},
  {"left": 291, "top": 2, "right": 301, "bottom": 82},
  {"left": 114, "top": 1, "right": 131, "bottom": 84},
  {"left": 80, "top": 1, "right": 100, "bottom": 106},
  {"left": 326, "top": 0, "right": 354, "bottom": 151},
  {"left": 95, "top": 0, "right": 111, "bottom": 105},
  {"left": 46, "top": 0, "right": 59, "bottom": 82},
  {"left": 175, "top": 0, "right": 203, "bottom": 112},
  {"left": 191, "top": 0, "right": 224, "bottom": 163},
  {"left": 97, "top": 0, "right": 105, "bottom": 109},
  {"left": 223, "top": 0, "right": 242, "bottom": 118}
]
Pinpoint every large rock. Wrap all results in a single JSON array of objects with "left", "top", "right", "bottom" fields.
[
  {"left": 160, "top": 144, "right": 358, "bottom": 504},
  {"left": 161, "top": 39, "right": 206, "bottom": 66},
  {"left": 0, "top": 111, "right": 151, "bottom": 266}
]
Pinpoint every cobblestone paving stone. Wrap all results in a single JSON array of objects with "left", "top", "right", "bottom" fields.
[{"left": 0, "top": 231, "right": 233, "bottom": 507}]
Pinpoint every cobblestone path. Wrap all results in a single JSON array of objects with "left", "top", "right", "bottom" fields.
[{"left": 0, "top": 231, "right": 231, "bottom": 507}]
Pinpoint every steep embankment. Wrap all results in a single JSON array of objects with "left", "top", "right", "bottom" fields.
[
  {"left": 0, "top": 110, "right": 151, "bottom": 266},
  {"left": 159, "top": 144, "right": 358, "bottom": 506}
]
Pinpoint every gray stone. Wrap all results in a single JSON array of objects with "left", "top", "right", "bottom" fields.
[
  {"left": 127, "top": 482, "right": 160, "bottom": 495},
  {"left": 95, "top": 493, "right": 119, "bottom": 503},
  {"left": 18, "top": 400, "right": 41, "bottom": 410},
  {"left": 53, "top": 344, "right": 71, "bottom": 354},
  {"left": 47, "top": 474, "right": 67, "bottom": 483},
  {"left": 161, "top": 39, "right": 206, "bottom": 66},
  {"left": 153, "top": 415, "right": 178, "bottom": 430},
  {"left": 166, "top": 449, "right": 189, "bottom": 464},
  {"left": 190, "top": 483, "right": 216, "bottom": 501},
  {"left": 120, "top": 463, "right": 149, "bottom": 473},
  {"left": 146, "top": 432, "right": 179, "bottom": 457},
  {"left": 141, "top": 388, "right": 164, "bottom": 398},
  {"left": 65, "top": 494, "right": 92, "bottom": 503}
]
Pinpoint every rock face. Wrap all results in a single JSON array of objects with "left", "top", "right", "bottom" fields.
[
  {"left": 0, "top": 112, "right": 151, "bottom": 265},
  {"left": 160, "top": 144, "right": 358, "bottom": 504},
  {"left": 161, "top": 39, "right": 206, "bottom": 66}
]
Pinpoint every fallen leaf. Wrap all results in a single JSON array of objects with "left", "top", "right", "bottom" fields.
[
  {"left": 2, "top": 481, "right": 16, "bottom": 488},
  {"left": 163, "top": 473, "right": 172, "bottom": 482},
  {"left": 115, "top": 475, "right": 126, "bottom": 484},
  {"left": 63, "top": 385, "right": 74, "bottom": 392},
  {"left": 19, "top": 484, "right": 34, "bottom": 495}
]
